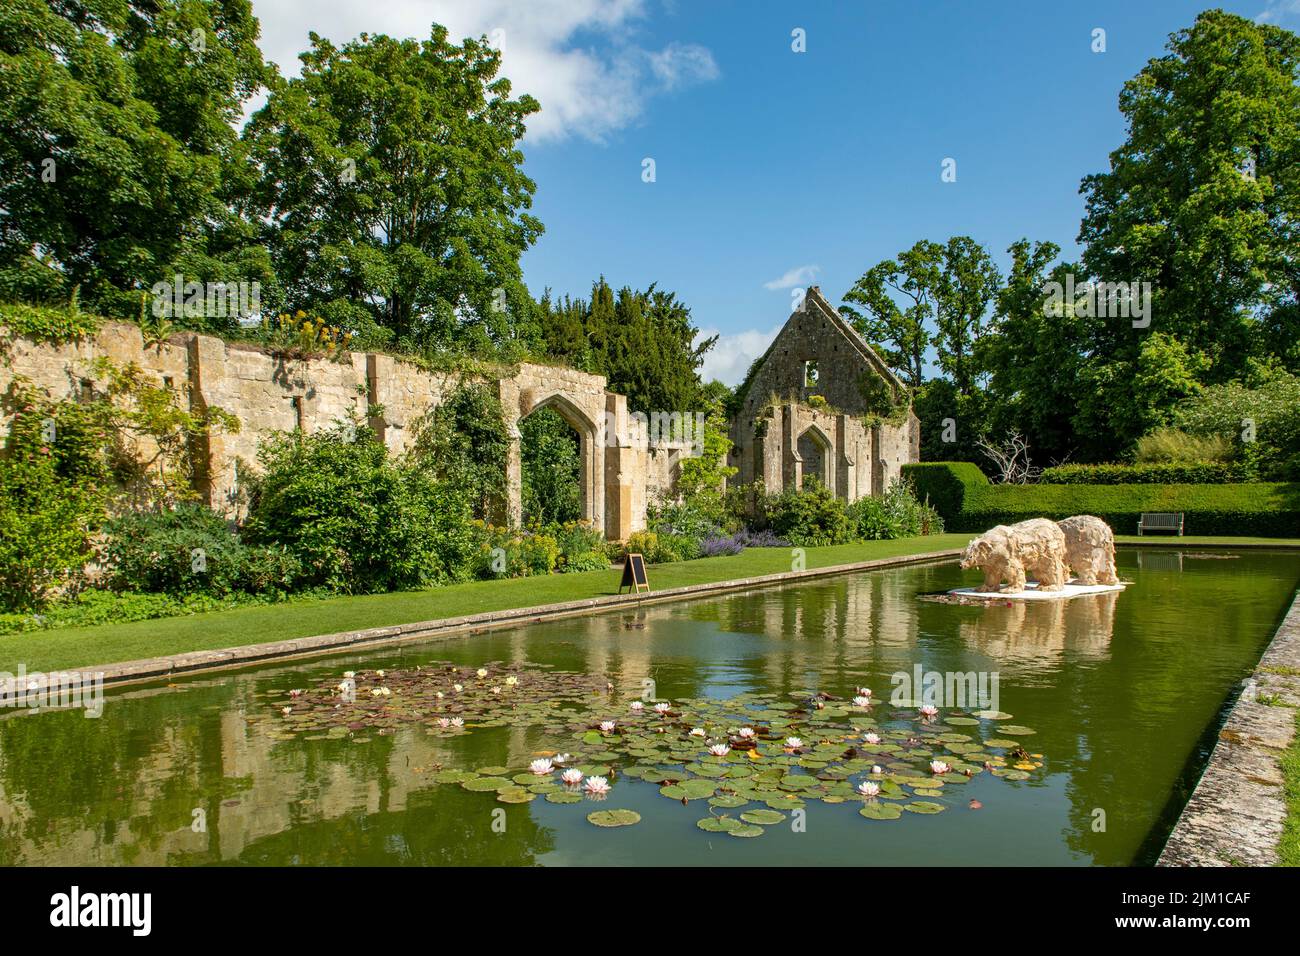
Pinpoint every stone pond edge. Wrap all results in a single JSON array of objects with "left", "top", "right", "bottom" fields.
[
  {"left": 1158, "top": 591, "right": 1300, "bottom": 866},
  {"left": 7, "top": 548, "right": 970, "bottom": 695}
]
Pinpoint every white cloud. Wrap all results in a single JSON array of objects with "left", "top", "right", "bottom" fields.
[
  {"left": 762, "top": 264, "right": 820, "bottom": 291},
  {"left": 1257, "top": 0, "right": 1300, "bottom": 22},
  {"left": 697, "top": 324, "right": 781, "bottom": 386},
  {"left": 251, "top": 0, "right": 718, "bottom": 143}
]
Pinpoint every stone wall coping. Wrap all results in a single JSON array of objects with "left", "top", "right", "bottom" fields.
[{"left": 1158, "top": 589, "right": 1300, "bottom": 865}]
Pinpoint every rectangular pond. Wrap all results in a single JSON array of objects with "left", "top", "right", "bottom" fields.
[{"left": 1, "top": 547, "right": 1297, "bottom": 866}]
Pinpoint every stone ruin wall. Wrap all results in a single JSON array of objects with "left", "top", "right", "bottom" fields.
[{"left": 0, "top": 322, "right": 665, "bottom": 540}]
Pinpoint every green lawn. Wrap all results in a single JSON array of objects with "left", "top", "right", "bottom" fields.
[
  {"left": 1282, "top": 707, "right": 1300, "bottom": 866},
  {"left": 0, "top": 535, "right": 971, "bottom": 672}
]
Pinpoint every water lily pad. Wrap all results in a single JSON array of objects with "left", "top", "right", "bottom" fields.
[
  {"left": 998, "top": 725, "right": 1036, "bottom": 736},
  {"left": 462, "top": 776, "right": 513, "bottom": 792},
  {"left": 859, "top": 802, "right": 903, "bottom": 820},
  {"left": 708, "top": 794, "right": 749, "bottom": 808},
  {"left": 696, "top": 816, "right": 743, "bottom": 832},
  {"left": 497, "top": 789, "right": 535, "bottom": 803},
  {"left": 545, "top": 791, "right": 582, "bottom": 804},
  {"left": 740, "top": 809, "right": 786, "bottom": 825},
  {"left": 905, "top": 801, "right": 946, "bottom": 814},
  {"left": 974, "top": 710, "right": 1013, "bottom": 720},
  {"left": 587, "top": 809, "right": 641, "bottom": 827},
  {"left": 726, "top": 824, "right": 765, "bottom": 837}
]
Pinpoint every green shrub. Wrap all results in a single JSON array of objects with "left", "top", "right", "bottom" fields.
[
  {"left": 903, "top": 462, "right": 1300, "bottom": 536},
  {"left": 901, "top": 462, "right": 988, "bottom": 521},
  {"left": 243, "top": 422, "right": 477, "bottom": 593},
  {"left": 1040, "top": 461, "right": 1252, "bottom": 484},
  {"left": 761, "top": 479, "right": 852, "bottom": 547},
  {"left": 0, "top": 451, "right": 102, "bottom": 610},
  {"left": 470, "top": 523, "right": 559, "bottom": 577},
  {"left": 0, "top": 589, "right": 293, "bottom": 635},
  {"left": 847, "top": 480, "right": 944, "bottom": 539},
  {"left": 550, "top": 521, "right": 609, "bottom": 573},
  {"left": 1134, "top": 427, "right": 1233, "bottom": 463},
  {"left": 0, "top": 301, "right": 99, "bottom": 345},
  {"left": 103, "top": 504, "right": 300, "bottom": 597}
]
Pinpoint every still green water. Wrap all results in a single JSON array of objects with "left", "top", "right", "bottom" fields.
[{"left": 1, "top": 548, "right": 1297, "bottom": 866}]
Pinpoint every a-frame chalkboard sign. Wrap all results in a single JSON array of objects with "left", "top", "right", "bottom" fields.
[{"left": 619, "top": 553, "right": 650, "bottom": 594}]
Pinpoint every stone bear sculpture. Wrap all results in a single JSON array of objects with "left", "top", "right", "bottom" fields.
[
  {"left": 959, "top": 518, "right": 1069, "bottom": 593},
  {"left": 1056, "top": 514, "right": 1119, "bottom": 586}
]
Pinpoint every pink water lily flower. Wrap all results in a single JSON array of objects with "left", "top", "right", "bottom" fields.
[
  {"left": 529, "top": 758, "right": 554, "bottom": 775},
  {"left": 930, "top": 759, "right": 950, "bottom": 775},
  {"left": 853, "top": 695, "right": 872, "bottom": 707},
  {"left": 599, "top": 720, "right": 616, "bottom": 733},
  {"left": 288, "top": 689, "right": 303, "bottom": 698},
  {"left": 855, "top": 687, "right": 872, "bottom": 698},
  {"left": 708, "top": 744, "right": 731, "bottom": 757},
  {"left": 561, "top": 768, "right": 584, "bottom": 786},
  {"left": 654, "top": 702, "right": 671, "bottom": 714},
  {"left": 449, "top": 717, "right": 464, "bottom": 728},
  {"left": 437, "top": 717, "right": 451, "bottom": 728},
  {"left": 858, "top": 781, "right": 880, "bottom": 798},
  {"left": 919, "top": 704, "right": 939, "bottom": 719},
  {"left": 630, "top": 701, "right": 644, "bottom": 712},
  {"left": 583, "top": 776, "right": 611, "bottom": 795},
  {"left": 281, "top": 706, "right": 292, "bottom": 716}
]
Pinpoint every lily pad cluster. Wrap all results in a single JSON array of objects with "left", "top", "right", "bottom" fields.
[{"left": 260, "top": 664, "right": 1045, "bottom": 838}]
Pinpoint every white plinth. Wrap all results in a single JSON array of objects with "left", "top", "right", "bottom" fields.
[{"left": 948, "top": 581, "right": 1127, "bottom": 602}]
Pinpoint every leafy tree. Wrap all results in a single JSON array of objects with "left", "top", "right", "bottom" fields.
[
  {"left": 537, "top": 279, "right": 715, "bottom": 414},
  {"left": 839, "top": 241, "right": 941, "bottom": 388},
  {"left": 244, "top": 27, "right": 542, "bottom": 353},
  {"left": 933, "top": 236, "right": 1000, "bottom": 396},
  {"left": 410, "top": 383, "right": 511, "bottom": 520},
  {"left": 1079, "top": 10, "right": 1300, "bottom": 382},
  {"left": 519, "top": 408, "right": 581, "bottom": 525},
  {"left": 0, "top": 0, "right": 272, "bottom": 318}
]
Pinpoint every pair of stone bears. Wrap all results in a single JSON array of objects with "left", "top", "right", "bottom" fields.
[{"left": 959, "top": 515, "right": 1119, "bottom": 594}]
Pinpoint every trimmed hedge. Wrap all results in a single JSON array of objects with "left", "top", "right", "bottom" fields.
[
  {"left": 1040, "top": 461, "right": 1251, "bottom": 485},
  {"left": 903, "top": 462, "right": 1300, "bottom": 536}
]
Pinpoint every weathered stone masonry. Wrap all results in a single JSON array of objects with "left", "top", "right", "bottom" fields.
[
  {"left": 729, "top": 286, "right": 920, "bottom": 500},
  {"left": 2, "top": 289, "right": 920, "bottom": 539}
]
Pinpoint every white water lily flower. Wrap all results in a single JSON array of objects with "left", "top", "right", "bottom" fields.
[
  {"left": 553, "top": 753, "right": 571, "bottom": 765},
  {"left": 858, "top": 780, "right": 880, "bottom": 798},
  {"left": 863, "top": 732, "right": 881, "bottom": 745},
  {"left": 343, "top": 671, "right": 355, "bottom": 679},
  {"left": 855, "top": 687, "right": 872, "bottom": 698},
  {"left": 375, "top": 670, "right": 384, "bottom": 678},
  {"left": 505, "top": 675, "right": 519, "bottom": 686},
  {"left": 583, "top": 776, "right": 611, "bottom": 795},
  {"left": 437, "top": 718, "right": 451, "bottom": 728},
  {"left": 853, "top": 695, "right": 872, "bottom": 707},
  {"left": 561, "top": 768, "right": 584, "bottom": 786},
  {"left": 737, "top": 727, "right": 756, "bottom": 739},
  {"left": 529, "top": 758, "right": 554, "bottom": 775},
  {"left": 435, "top": 691, "right": 444, "bottom": 699},
  {"left": 689, "top": 727, "right": 706, "bottom": 737},
  {"left": 708, "top": 744, "right": 731, "bottom": 757},
  {"left": 453, "top": 683, "right": 463, "bottom": 693},
  {"left": 491, "top": 686, "right": 502, "bottom": 694},
  {"left": 449, "top": 717, "right": 464, "bottom": 728},
  {"left": 370, "top": 686, "right": 390, "bottom": 697},
  {"left": 654, "top": 702, "right": 671, "bottom": 714},
  {"left": 630, "top": 701, "right": 644, "bottom": 711},
  {"left": 929, "top": 760, "right": 950, "bottom": 775},
  {"left": 599, "top": 721, "right": 616, "bottom": 733},
  {"left": 872, "top": 765, "right": 883, "bottom": 774},
  {"left": 281, "top": 706, "right": 292, "bottom": 716},
  {"left": 476, "top": 668, "right": 488, "bottom": 678},
  {"left": 785, "top": 737, "right": 803, "bottom": 749}
]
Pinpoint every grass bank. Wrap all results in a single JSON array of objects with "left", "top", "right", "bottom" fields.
[
  {"left": 0, "top": 535, "right": 971, "bottom": 672},
  {"left": 1282, "top": 708, "right": 1300, "bottom": 867}
]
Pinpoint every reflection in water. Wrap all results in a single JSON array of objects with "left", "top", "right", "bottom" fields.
[{"left": 0, "top": 550, "right": 1296, "bottom": 866}]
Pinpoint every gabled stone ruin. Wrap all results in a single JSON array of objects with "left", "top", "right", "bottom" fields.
[{"left": 727, "top": 286, "right": 920, "bottom": 500}]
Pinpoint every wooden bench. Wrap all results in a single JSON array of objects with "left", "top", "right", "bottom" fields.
[{"left": 1137, "top": 512, "right": 1184, "bottom": 536}]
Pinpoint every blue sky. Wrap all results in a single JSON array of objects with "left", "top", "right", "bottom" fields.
[{"left": 252, "top": 0, "right": 1300, "bottom": 383}]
